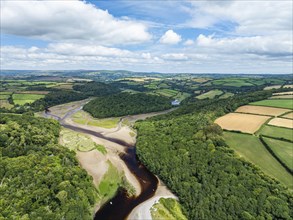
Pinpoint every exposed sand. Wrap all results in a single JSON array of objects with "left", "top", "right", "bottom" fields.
[
  {"left": 127, "top": 179, "right": 177, "bottom": 220},
  {"left": 282, "top": 112, "right": 293, "bottom": 119},
  {"left": 268, "top": 118, "right": 293, "bottom": 129},
  {"left": 215, "top": 113, "right": 271, "bottom": 134},
  {"left": 235, "top": 105, "right": 290, "bottom": 116}
]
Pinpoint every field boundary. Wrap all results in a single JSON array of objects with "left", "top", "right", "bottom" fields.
[{"left": 259, "top": 136, "right": 293, "bottom": 175}]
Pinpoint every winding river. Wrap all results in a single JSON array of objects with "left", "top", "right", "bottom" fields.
[{"left": 46, "top": 106, "right": 174, "bottom": 220}]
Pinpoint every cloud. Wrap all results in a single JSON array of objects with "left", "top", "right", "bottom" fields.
[
  {"left": 162, "top": 53, "right": 188, "bottom": 61},
  {"left": 159, "top": 30, "right": 182, "bottom": 44},
  {"left": 0, "top": 0, "right": 151, "bottom": 45},
  {"left": 196, "top": 34, "right": 292, "bottom": 57},
  {"left": 184, "top": 39, "right": 195, "bottom": 46}
]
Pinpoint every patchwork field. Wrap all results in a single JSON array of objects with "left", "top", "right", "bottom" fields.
[
  {"left": 273, "top": 91, "right": 293, "bottom": 96},
  {"left": 155, "top": 89, "right": 179, "bottom": 97},
  {"left": 262, "top": 137, "right": 293, "bottom": 171},
  {"left": 258, "top": 125, "right": 293, "bottom": 142},
  {"left": 219, "top": 92, "right": 234, "bottom": 99},
  {"left": 0, "top": 100, "right": 13, "bottom": 109},
  {"left": 282, "top": 112, "right": 293, "bottom": 119},
  {"left": 224, "top": 132, "right": 293, "bottom": 188},
  {"left": 12, "top": 93, "right": 45, "bottom": 105},
  {"left": 270, "top": 94, "right": 293, "bottom": 99},
  {"left": 264, "top": 85, "right": 282, "bottom": 90},
  {"left": 250, "top": 99, "right": 293, "bottom": 110},
  {"left": 196, "top": 89, "right": 223, "bottom": 99},
  {"left": 215, "top": 113, "right": 270, "bottom": 134},
  {"left": 235, "top": 105, "right": 290, "bottom": 116},
  {"left": 71, "top": 110, "right": 120, "bottom": 129},
  {"left": 16, "top": 91, "right": 49, "bottom": 95},
  {"left": 268, "top": 118, "right": 293, "bottom": 129}
]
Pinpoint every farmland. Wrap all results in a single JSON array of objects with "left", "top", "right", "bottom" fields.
[
  {"left": 12, "top": 93, "right": 45, "bottom": 105},
  {"left": 235, "top": 105, "right": 290, "bottom": 116},
  {"left": 283, "top": 112, "right": 293, "bottom": 119},
  {"left": 215, "top": 113, "right": 270, "bottom": 134},
  {"left": 268, "top": 118, "right": 293, "bottom": 129},
  {"left": 262, "top": 137, "right": 293, "bottom": 171},
  {"left": 196, "top": 89, "right": 223, "bottom": 99},
  {"left": 224, "top": 132, "right": 293, "bottom": 188},
  {"left": 258, "top": 125, "right": 293, "bottom": 142},
  {"left": 250, "top": 99, "right": 293, "bottom": 109}
]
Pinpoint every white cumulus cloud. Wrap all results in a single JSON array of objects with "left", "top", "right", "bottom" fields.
[
  {"left": 0, "top": 0, "right": 151, "bottom": 45},
  {"left": 159, "top": 30, "right": 182, "bottom": 44}
]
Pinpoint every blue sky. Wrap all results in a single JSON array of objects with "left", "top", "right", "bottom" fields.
[{"left": 1, "top": 0, "right": 292, "bottom": 73}]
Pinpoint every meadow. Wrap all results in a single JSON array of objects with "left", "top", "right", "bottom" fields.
[
  {"left": 250, "top": 99, "right": 293, "bottom": 109},
  {"left": 196, "top": 89, "right": 223, "bottom": 99},
  {"left": 12, "top": 93, "right": 45, "bottom": 105},
  {"left": 223, "top": 132, "right": 293, "bottom": 188},
  {"left": 262, "top": 137, "right": 293, "bottom": 171},
  {"left": 258, "top": 125, "right": 293, "bottom": 142}
]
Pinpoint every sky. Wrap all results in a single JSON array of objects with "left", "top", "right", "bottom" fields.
[{"left": 0, "top": 0, "right": 292, "bottom": 73}]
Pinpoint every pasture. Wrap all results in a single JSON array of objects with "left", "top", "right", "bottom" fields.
[
  {"left": 12, "top": 93, "right": 45, "bottom": 105},
  {"left": 0, "top": 100, "right": 13, "bottom": 109},
  {"left": 224, "top": 132, "right": 293, "bottom": 188},
  {"left": 268, "top": 118, "right": 293, "bottom": 129},
  {"left": 155, "top": 89, "right": 179, "bottom": 97},
  {"left": 211, "top": 78, "right": 253, "bottom": 87},
  {"left": 262, "top": 137, "right": 293, "bottom": 171},
  {"left": 259, "top": 125, "right": 293, "bottom": 142},
  {"left": 196, "top": 89, "right": 223, "bottom": 99},
  {"left": 235, "top": 105, "right": 290, "bottom": 116},
  {"left": 219, "top": 92, "right": 234, "bottom": 99},
  {"left": 250, "top": 99, "right": 293, "bottom": 110},
  {"left": 72, "top": 110, "right": 119, "bottom": 129},
  {"left": 215, "top": 113, "right": 270, "bottom": 134}
]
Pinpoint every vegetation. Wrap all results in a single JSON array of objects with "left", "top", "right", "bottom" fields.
[
  {"left": 0, "top": 114, "right": 98, "bottom": 219},
  {"left": 84, "top": 93, "right": 172, "bottom": 118},
  {"left": 12, "top": 93, "right": 45, "bottom": 105},
  {"left": 250, "top": 99, "right": 293, "bottom": 109},
  {"left": 196, "top": 89, "right": 223, "bottom": 99},
  {"left": 135, "top": 91, "right": 293, "bottom": 219},
  {"left": 262, "top": 137, "right": 293, "bottom": 172},
  {"left": 73, "top": 81, "right": 120, "bottom": 96},
  {"left": 71, "top": 111, "right": 119, "bottom": 129},
  {"left": 258, "top": 125, "right": 293, "bottom": 142},
  {"left": 224, "top": 132, "right": 292, "bottom": 187},
  {"left": 60, "top": 128, "right": 107, "bottom": 153},
  {"left": 150, "top": 198, "right": 187, "bottom": 220}
]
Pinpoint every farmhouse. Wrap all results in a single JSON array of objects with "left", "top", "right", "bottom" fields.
[{"left": 171, "top": 99, "right": 180, "bottom": 106}]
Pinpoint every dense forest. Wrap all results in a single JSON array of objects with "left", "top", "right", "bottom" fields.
[
  {"left": 73, "top": 82, "right": 120, "bottom": 96},
  {"left": 135, "top": 90, "right": 293, "bottom": 219},
  {"left": 83, "top": 92, "right": 172, "bottom": 118},
  {"left": 0, "top": 114, "right": 98, "bottom": 219}
]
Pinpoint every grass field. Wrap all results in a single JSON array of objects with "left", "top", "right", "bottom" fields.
[
  {"left": 215, "top": 113, "right": 270, "bottom": 134},
  {"left": 211, "top": 78, "right": 253, "bottom": 87},
  {"left": 60, "top": 128, "right": 107, "bottom": 153},
  {"left": 219, "top": 92, "right": 234, "bottom": 99},
  {"left": 173, "top": 92, "right": 191, "bottom": 101},
  {"left": 0, "top": 100, "right": 13, "bottom": 109},
  {"left": 98, "top": 161, "right": 122, "bottom": 200},
  {"left": 150, "top": 198, "right": 187, "bottom": 220},
  {"left": 72, "top": 110, "right": 119, "bottom": 129},
  {"left": 258, "top": 125, "right": 293, "bottom": 142},
  {"left": 12, "top": 93, "right": 45, "bottom": 105},
  {"left": 262, "top": 137, "right": 293, "bottom": 171},
  {"left": 250, "top": 99, "right": 293, "bottom": 110},
  {"left": 224, "top": 132, "right": 293, "bottom": 188},
  {"left": 155, "top": 89, "right": 179, "bottom": 97},
  {"left": 196, "top": 89, "right": 223, "bottom": 99}
]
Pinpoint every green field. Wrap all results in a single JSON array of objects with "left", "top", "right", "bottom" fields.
[
  {"left": 196, "top": 89, "right": 223, "bottom": 99},
  {"left": 0, "top": 94, "right": 11, "bottom": 100},
  {"left": 60, "top": 128, "right": 106, "bottom": 153},
  {"left": 250, "top": 99, "right": 293, "bottom": 109},
  {"left": 12, "top": 93, "right": 45, "bottom": 105},
  {"left": 262, "top": 137, "right": 293, "bottom": 171},
  {"left": 150, "top": 198, "right": 187, "bottom": 220},
  {"left": 224, "top": 132, "right": 293, "bottom": 188},
  {"left": 155, "top": 89, "right": 179, "bottom": 97},
  {"left": 258, "top": 125, "right": 293, "bottom": 142},
  {"left": 0, "top": 100, "right": 13, "bottom": 109},
  {"left": 219, "top": 92, "right": 234, "bottom": 99},
  {"left": 72, "top": 111, "right": 119, "bottom": 129},
  {"left": 211, "top": 78, "right": 254, "bottom": 87},
  {"left": 173, "top": 92, "right": 191, "bottom": 101}
]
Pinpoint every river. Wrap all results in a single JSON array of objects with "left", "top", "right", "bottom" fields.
[{"left": 45, "top": 105, "right": 175, "bottom": 220}]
